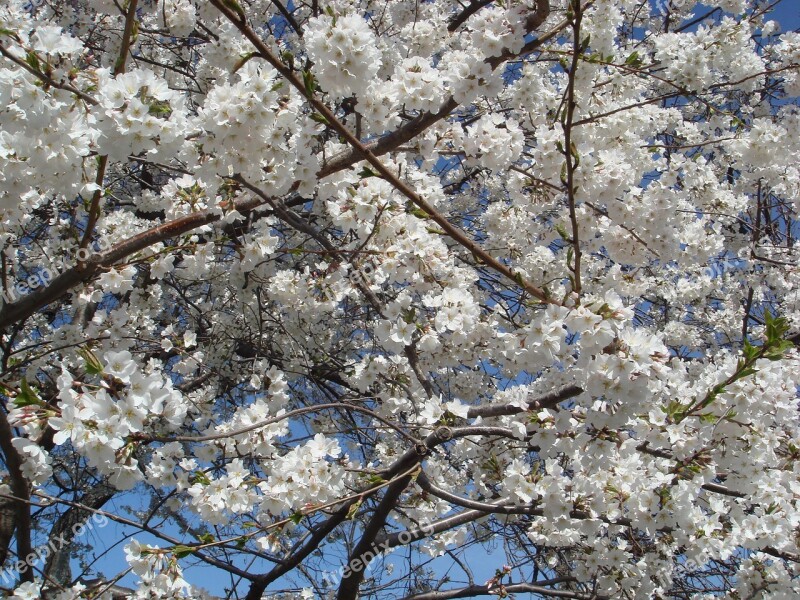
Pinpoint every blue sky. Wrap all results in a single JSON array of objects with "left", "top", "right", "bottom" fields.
[{"left": 771, "top": 1, "right": 800, "bottom": 31}]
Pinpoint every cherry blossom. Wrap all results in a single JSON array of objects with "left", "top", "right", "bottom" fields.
[{"left": 0, "top": 0, "right": 797, "bottom": 598}]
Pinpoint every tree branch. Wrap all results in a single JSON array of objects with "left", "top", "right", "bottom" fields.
[
  {"left": 0, "top": 409, "right": 32, "bottom": 582},
  {"left": 0, "top": 194, "right": 273, "bottom": 331},
  {"left": 402, "top": 580, "right": 599, "bottom": 600}
]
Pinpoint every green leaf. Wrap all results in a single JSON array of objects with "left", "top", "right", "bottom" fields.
[
  {"left": 172, "top": 545, "right": 195, "bottom": 558},
  {"left": 114, "top": 55, "right": 125, "bottom": 74},
  {"left": 309, "top": 112, "right": 328, "bottom": 125},
  {"left": 289, "top": 511, "right": 304, "bottom": 525},
  {"left": 302, "top": 69, "right": 317, "bottom": 98},
  {"left": 191, "top": 471, "right": 211, "bottom": 485},
  {"left": 25, "top": 51, "right": 40, "bottom": 72},
  {"left": 365, "top": 474, "right": 385, "bottom": 486},
  {"left": 232, "top": 52, "right": 258, "bottom": 74},
  {"left": 223, "top": 0, "right": 246, "bottom": 21},
  {"left": 358, "top": 167, "right": 379, "bottom": 178},
  {"left": 346, "top": 498, "right": 363, "bottom": 520},
  {"left": 665, "top": 400, "right": 685, "bottom": 420},
  {"left": 763, "top": 309, "right": 789, "bottom": 342},
  {"left": 624, "top": 51, "right": 640, "bottom": 66},
  {"left": 569, "top": 141, "right": 579, "bottom": 160},
  {"left": 742, "top": 340, "right": 760, "bottom": 362},
  {"left": 595, "top": 303, "right": 612, "bottom": 319},
  {"left": 764, "top": 341, "right": 792, "bottom": 360},
  {"left": 79, "top": 347, "right": 104, "bottom": 375},
  {"left": 148, "top": 100, "right": 171, "bottom": 116},
  {"left": 197, "top": 532, "right": 215, "bottom": 544},
  {"left": 14, "top": 379, "right": 42, "bottom": 408}
]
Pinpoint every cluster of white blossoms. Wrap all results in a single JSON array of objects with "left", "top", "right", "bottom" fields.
[
  {"left": 96, "top": 68, "right": 189, "bottom": 162},
  {"left": 391, "top": 56, "right": 447, "bottom": 113},
  {"left": 122, "top": 539, "right": 197, "bottom": 599},
  {"left": 305, "top": 13, "right": 382, "bottom": 99},
  {"left": 439, "top": 50, "right": 502, "bottom": 104},
  {"left": 0, "top": 26, "right": 96, "bottom": 216},
  {"left": 0, "top": 0, "right": 799, "bottom": 598},
  {"left": 467, "top": 4, "right": 527, "bottom": 58},
  {"left": 162, "top": 0, "right": 198, "bottom": 37},
  {"left": 653, "top": 18, "right": 765, "bottom": 92},
  {"left": 191, "top": 62, "right": 303, "bottom": 188},
  {"left": 38, "top": 352, "right": 188, "bottom": 490},
  {"left": 327, "top": 176, "right": 400, "bottom": 234},
  {"left": 777, "top": 31, "right": 800, "bottom": 95},
  {"left": 257, "top": 433, "right": 348, "bottom": 516},
  {"left": 455, "top": 113, "right": 526, "bottom": 171}
]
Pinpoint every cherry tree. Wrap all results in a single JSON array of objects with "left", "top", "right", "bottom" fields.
[{"left": 0, "top": 0, "right": 798, "bottom": 598}]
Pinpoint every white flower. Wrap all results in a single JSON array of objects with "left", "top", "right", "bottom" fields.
[
  {"left": 97, "top": 266, "right": 136, "bottom": 294},
  {"left": 32, "top": 25, "right": 84, "bottom": 56},
  {"left": 183, "top": 330, "right": 197, "bottom": 348},
  {"left": 10, "top": 582, "right": 40, "bottom": 600},
  {"left": 390, "top": 319, "right": 416, "bottom": 345},
  {"left": 419, "top": 396, "right": 444, "bottom": 425},
  {"left": 104, "top": 350, "right": 137, "bottom": 383}
]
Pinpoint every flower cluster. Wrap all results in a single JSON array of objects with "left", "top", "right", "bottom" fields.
[
  {"left": 46, "top": 352, "right": 188, "bottom": 490},
  {"left": 97, "top": 68, "right": 188, "bottom": 161},
  {"left": 1, "top": 0, "right": 799, "bottom": 598},
  {"left": 457, "top": 113, "right": 525, "bottom": 171},
  {"left": 258, "top": 434, "right": 347, "bottom": 516},
  {"left": 305, "top": 14, "right": 381, "bottom": 99}
]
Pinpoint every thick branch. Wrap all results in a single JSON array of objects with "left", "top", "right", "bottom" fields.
[
  {"left": 467, "top": 385, "right": 583, "bottom": 419},
  {"left": 0, "top": 195, "right": 270, "bottom": 331},
  {"left": 336, "top": 474, "right": 414, "bottom": 600},
  {"left": 335, "top": 426, "right": 518, "bottom": 600},
  {"left": 0, "top": 409, "right": 32, "bottom": 582},
  {"left": 245, "top": 503, "right": 353, "bottom": 600},
  {"left": 403, "top": 580, "right": 598, "bottom": 600},
  {"left": 43, "top": 481, "right": 116, "bottom": 586}
]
